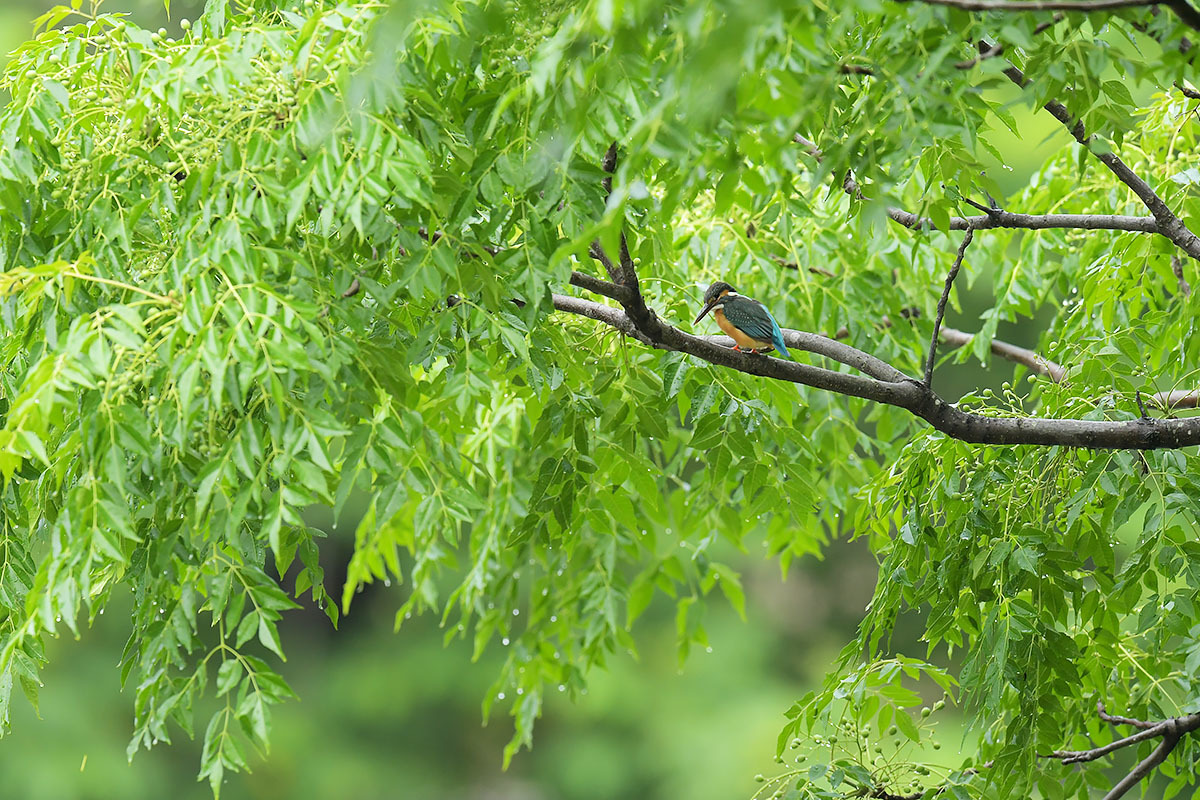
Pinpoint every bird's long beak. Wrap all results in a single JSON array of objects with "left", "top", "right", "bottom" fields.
[{"left": 693, "top": 300, "right": 717, "bottom": 325}]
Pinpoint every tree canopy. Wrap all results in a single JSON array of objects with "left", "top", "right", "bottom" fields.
[{"left": 2, "top": 0, "right": 1200, "bottom": 796}]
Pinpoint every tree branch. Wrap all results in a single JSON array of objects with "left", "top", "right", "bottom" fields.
[
  {"left": 593, "top": 143, "right": 664, "bottom": 339},
  {"left": 803, "top": 132, "right": 1162, "bottom": 237},
  {"left": 1046, "top": 705, "right": 1200, "bottom": 800},
  {"left": 551, "top": 292, "right": 1200, "bottom": 448},
  {"left": 1103, "top": 728, "right": 1182, "bottom": 800},
  {"left": 702, "top": 330, "right": 914, "bottom": 383},
  {"left": 887, "top": 207, "right": 1159, "bottom": 233},
  {"left": 937, "top": 325, "right": 1068, "bottom": 382},
  {"left": 901, "top": 0, "right": 1200, "bottom": 30},
  {"left": 1175, "top": 80, "right": 1200, "bottom": 99},
  {"left": 926, "top": 228, "right": 975, "bottom": 385},
  {"left": 1171, "top": 255, "right": 1192, "bottom": 296},
  {"left": 1097, "top": 702, "right": 1158, "bottom": 731},
  {"left": 955, "top": 13, "right": 1063, "bottom": 68},
  {"left": 996, "top": 55, "right": 1200, "bottom": 261},
  {"left": 569, "top": 270, "right": 632, "bottom": 304}
]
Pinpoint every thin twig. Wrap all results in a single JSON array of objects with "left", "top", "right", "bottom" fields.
[
  {"left": 1171, "top": 256, "right": 1192, "bottom": 296},
  {"left": 793, "top": 133, "right": 823, "bottom": 160},
  {"left": 925, "top": 228, "right": 975, "bottom": 386},
  {"left": 1136, "top": 390, "right": 1150, "bottom": 418},
  {"left": 955, "top": 14, "right": 1063, "bottom": 68},
  {"left": 772, "top": 255, "right": 837, "bottom": 277}
]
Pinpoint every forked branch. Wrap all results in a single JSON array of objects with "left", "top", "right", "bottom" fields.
[
  {"left": 1046, "top": 703, "right": 1200, "bottom": 800},
  {"left": 995, "top": 52, "right": 1200, "bottom": 261}
]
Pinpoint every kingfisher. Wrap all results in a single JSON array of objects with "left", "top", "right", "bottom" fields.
[{"left": 693, "top": 281, "right": 790, "bottom": 358}]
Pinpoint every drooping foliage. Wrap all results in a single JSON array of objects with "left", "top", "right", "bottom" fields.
[{"left": 1, "top": 0, "right": 1200, "bottom": 795}]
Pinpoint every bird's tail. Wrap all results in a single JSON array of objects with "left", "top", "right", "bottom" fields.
[{"left": 772, "top": 330, "right": 791, "bottom": 360}]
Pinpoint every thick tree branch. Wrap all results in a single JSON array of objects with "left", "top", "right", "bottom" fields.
[
  {"left": 926, "top": 228, "right": 975, "bottom": 385},
  {"left": 592, "top": 143, "right": 664, "bottom": 340},
  {"left": 702, "top": 331, "right": 914, "bottom": 383},
  {"left": 552, "top": 292, "right": 1200, "bottom": 448},
  {"left": 901, "top": 0, "right": 1200, "bottom": 30},
  {"left": 1175, "top": 80, "right": 1200, "bottom": 99},
  {"left": 997, "top": 56, "right": 1200, "bottom": 261}
]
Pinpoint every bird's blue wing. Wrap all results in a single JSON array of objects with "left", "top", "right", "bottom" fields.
[{"left": 724, "top": 299, "right": 790, "bottom": 358}]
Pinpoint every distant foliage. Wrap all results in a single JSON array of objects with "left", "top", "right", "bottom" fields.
[{"left": 1, "top": 0, "right": 1199, "bottom": 796}]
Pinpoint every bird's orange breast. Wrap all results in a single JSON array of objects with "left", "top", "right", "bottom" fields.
[{"left": 714, "top": 308, "right": 772, "bottom": 349}]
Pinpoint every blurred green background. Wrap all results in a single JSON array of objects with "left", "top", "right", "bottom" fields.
[{"left": 0, "top": 2, "right": 1064, "bottom": 797}]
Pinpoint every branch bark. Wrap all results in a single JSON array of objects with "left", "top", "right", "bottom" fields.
[
  {"left": 937, "top": 325, "right": 1067, "bottom": 382},
  {"left": 887, "top": 208, "right": 1158, "bottom": 233}
]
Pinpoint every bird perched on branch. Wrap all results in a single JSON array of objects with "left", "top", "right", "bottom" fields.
[{"left": 693, "top": 281, "right": 790, "bottom": 359}]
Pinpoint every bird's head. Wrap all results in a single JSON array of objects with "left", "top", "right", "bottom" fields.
[{"left": 693, "top": 281, "right": 737, "bottom": 325}]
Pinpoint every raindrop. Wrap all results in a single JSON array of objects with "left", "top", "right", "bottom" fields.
[
  {"left": 497, "top": 692, "right": 506, "bottom": 700},
  {"left": 540, "top": 588, "right": 548, "bottom": 596},
  {"left": 502, "top": 637, "right": 510, "bottom": 645},
  {"left": 549, "top": 615, "right": 557, "bottom": 622},
  {"left": 705, "top": 646, "right": 713, "bottom": 653},
  {"left": 516, "top": 688, "right": 524, "bottom": 695},
  {"left": 557, "top": 684, "right": 566, "bottom": 692},
  {"left": 383, "top": 579, "right": 391, "bottom": 587},
  {"left": 512, "top": 609, "right": 520, "bottom": 616},
  {"left": 555, "top": 569, "right": 563, "bottom": 576}
]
